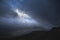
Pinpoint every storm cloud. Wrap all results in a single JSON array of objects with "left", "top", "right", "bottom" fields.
[{"left": 0, "top": 0, "right": 60, "bottom": 37}]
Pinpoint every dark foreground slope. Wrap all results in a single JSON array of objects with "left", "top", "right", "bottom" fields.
[{"left": 0, "top": 27, "right": 60, "bottom": 40}]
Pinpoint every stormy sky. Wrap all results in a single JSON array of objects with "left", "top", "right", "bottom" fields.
[{"left": 0, "top": 0, "right": 60, "bottom": 37}]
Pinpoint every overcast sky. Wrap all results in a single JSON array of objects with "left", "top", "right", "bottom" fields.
[{"left": 0, "top": 0, "right": 60, "bottom": 33}]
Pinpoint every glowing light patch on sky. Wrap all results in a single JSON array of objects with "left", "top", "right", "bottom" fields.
[
  {"left": 13, "top": 8, "right": 38, "bottom": 25},
  {"left": 0, "top": 11, "right": 38, "bottom": 27},
  {"left": 15, "top": 9, "right": 30, "bottom": 19}
]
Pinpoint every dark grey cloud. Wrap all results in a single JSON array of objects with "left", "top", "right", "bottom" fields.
[
  {"left": 0, "top": 0, "right": 60, "bottom": 37},
  {"left": 22, "top": 0, "right": 60, "bottom": 26}
]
